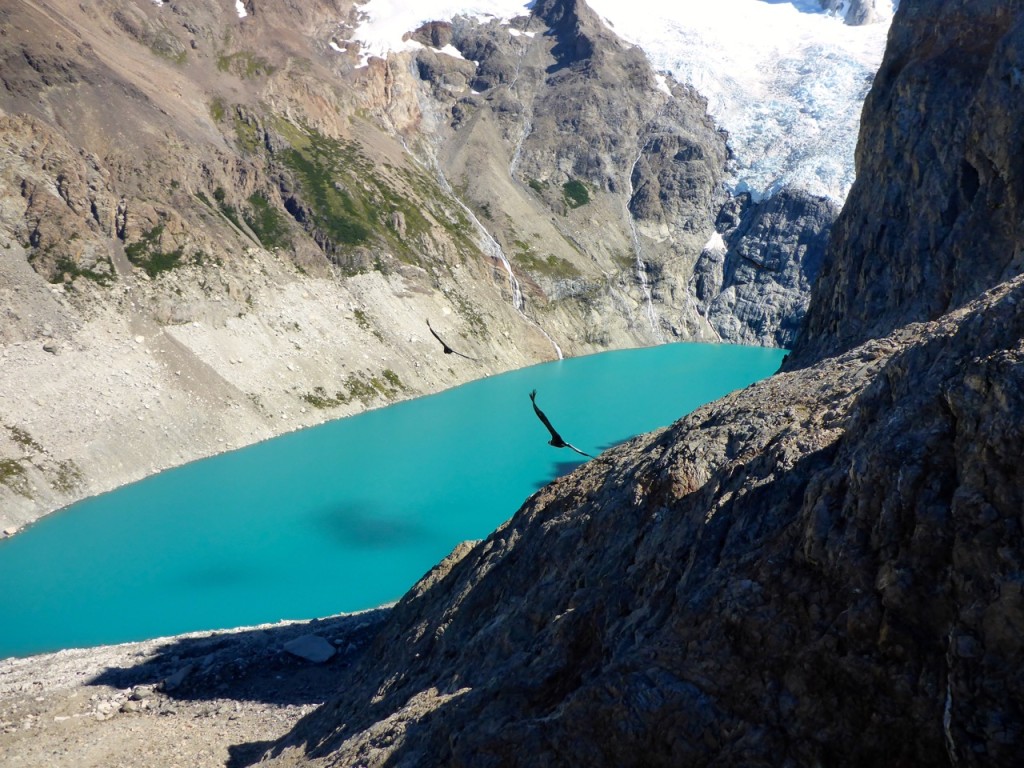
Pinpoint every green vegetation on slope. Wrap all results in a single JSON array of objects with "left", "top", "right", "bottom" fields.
[
  {"left": 562, "top": 178, "right": 590, "bottom": 208},
  {"left": 301, "top": 370, "right": 407, "bottom": 409},
  {"left": 244, "top": 193, "right": 292, "bottom": 250},
  {"left": 217, "top": 51, "right": 275, "bottom": 79},
  {"left": 125, "top": 224, "right": 184, "bottom": 278},
  {"left": 270, "top": 121, "right": 477, "bottom": 271}
]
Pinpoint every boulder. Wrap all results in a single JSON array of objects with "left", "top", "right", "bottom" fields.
[{"left": 283, "top": 634, "right": 336, "bottom": 664}]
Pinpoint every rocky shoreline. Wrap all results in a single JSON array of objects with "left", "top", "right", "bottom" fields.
[{"left": 0, "top": 606, "right": 391, "bottom": 768}]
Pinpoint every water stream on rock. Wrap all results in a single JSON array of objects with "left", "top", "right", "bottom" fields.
[
  {"left": 627, "top": 147, "right": 661, "bottom": 338},
  {"left": 0, "top": 342, "right": 783, "bottom": 659}
]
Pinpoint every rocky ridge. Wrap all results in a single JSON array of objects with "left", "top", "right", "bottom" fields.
[
  {"left": 0, "top": 0, "right": 828, "bottom": 532},
  {"left": 262, "top": 273, "right": 1024, "bottom": 768},
  {"left": 238, "top": 1, "right": 1022, "bottom": 765}
]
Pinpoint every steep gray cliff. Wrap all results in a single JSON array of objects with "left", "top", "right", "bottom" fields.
[
  {"left": 253, "top": 2, "right": 1024, "bottom": 765},
  {"left": 267, "top": 278, "right": 1024, "bottom": 768},
  {"left": 790, "top": 0, "right": 1024, "bottom": 366},
  {"left": 692, "top": 188, "right": 837, "bottom": 348}
]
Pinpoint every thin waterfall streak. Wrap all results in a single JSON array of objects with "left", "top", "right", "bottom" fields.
[
  {"left": 389, "top": 53, "right": 560, "bottom": 360},
  {"left": 510, "top": 118, "right": 532, "bottom": 177},
  {"left": 705, "top": 312, "right": 723, "bottom": 343},
  {"left": 507, "top": 44, "right": 523, "bottom": 91},
  {"left": 944, "top": 680, "right": 958, "bottom": 766},
  {"left": 626, "top": 149, "right": 661, "bottom": 338},
  {"left": 533, "top": 322, "right": 564, "bottom": 360},
  {"left": 501, "top": 33, "right": 565, "bottom": 359},
  {"left": 697, "top": 297, "right": 723, "bottom": 343},
  {"left": 431, "top": 165, "right": 524, "bottom": 312},
  {"left": 507, "top": 32, "right": 533, "bottom": 179},
  {"left": 687, "top": 270, "right": 720, "bottom": 343}
]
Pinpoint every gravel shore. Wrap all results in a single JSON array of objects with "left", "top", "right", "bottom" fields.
[{"left": 0, "top": 607, "right": 390, "bottom": 768}]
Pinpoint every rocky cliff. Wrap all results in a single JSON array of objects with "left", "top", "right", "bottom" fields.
[
  {"left": 0, "top": 0, "right": 823, "bottom": 532},
  {"left": 250, "top": 2, "right": 1024, "bottom": 765},
  {"left": 790, "top": 0, "right": 1024, "bottom": 366},
  {"left": 692, "top": 187, "right": 837, "bottom": 348}
]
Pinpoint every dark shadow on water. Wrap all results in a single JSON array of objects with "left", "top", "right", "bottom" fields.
[
  {"left": 528, "top": 435, "right": 640, "bottom": 490},
  {"left": 178, "top": 562, "right": 266, "bottom": 588},
  {"left": 530, "top": 458, "right": 587, "bottom": 491},
  {"left": 86, "top": 607, "right": 390, "bottom": 707},
  {"left": 595, "top": 436, "right": 634, "bottom": 453},
  {"left": 311, "top": 503, "right": 429, "bottom": 549}
]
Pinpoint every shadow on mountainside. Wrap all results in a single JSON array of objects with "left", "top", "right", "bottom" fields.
[{"left": 86, "top": 607, "right": 390, "bottom": 708}]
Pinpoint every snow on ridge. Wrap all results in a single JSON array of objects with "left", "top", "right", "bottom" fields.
[
  {"left": 351, "top": 0, "right": 892, "bottom": 202},
  {"left": 351, "top": 0, "right": 532, "bottom": 66},
  {"left": 235, "top": 0, "right": 247, "bottom": 19}
]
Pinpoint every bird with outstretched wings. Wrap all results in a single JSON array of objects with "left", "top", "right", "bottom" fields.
[
  {"left": 427, "top": 320, "right": 479, "bottom": 361},
  {"left": 529, "top": 389, "right": 594, "bottom": 459}
]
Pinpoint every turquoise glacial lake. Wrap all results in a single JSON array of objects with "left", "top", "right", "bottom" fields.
[{"left": 0, "top": 343, "right": 784, "bottom": 658}]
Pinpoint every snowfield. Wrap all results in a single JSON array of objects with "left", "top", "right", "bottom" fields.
[{"left": 348, "top": 0, "right": 893, "bottom": 202}]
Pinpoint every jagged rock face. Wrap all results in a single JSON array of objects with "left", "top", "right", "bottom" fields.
[
  {"left": 693, "top": 188, "right": 838, "bottom": 347},
  {"left": 258, "top": 2, "right": 1024, "bottom": 766},
  {"left": 790, "top": 0, "right": 1024, "bottom": 366},
  {"left": 411, "top": 0, "right": 731, "bottom": 344},
  {"left": 267, "top": 276, "right": 1024, "bottom": 768}
]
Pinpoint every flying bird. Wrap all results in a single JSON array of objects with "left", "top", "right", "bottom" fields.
[
  {"left": 427, "top": 320, "right": 478, "bottom": 361},
  {"left": 529, "top": 389, "right": 594, "bottom": 459}
]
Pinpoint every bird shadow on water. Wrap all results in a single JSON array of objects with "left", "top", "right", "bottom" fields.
[
  {"left": 529, "top": 436, "right": 636, "bottom": 490},
  {"left": 530, "top": 458, "right": 587, "bottom": 490}
]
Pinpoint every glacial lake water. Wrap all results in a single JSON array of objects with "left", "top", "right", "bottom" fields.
[{"left": 0, "top": 342, "right": 785, "bottom": 659}]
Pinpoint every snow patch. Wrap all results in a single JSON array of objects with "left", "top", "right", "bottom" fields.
[
  {"left": 351, "top": 1, "right": 531, "bottom": 66},
  {"left": 329, "top": 41, "right": 347, "bottom": 53},
  {"left": 435, "top": 43, "right": 466, "bottom": 60},
  {"left": 703, "top": 231, "right": 726, "bottom": 253},
  {"left": 235, "top": 0, "right": 247, "bottom": 20},
  {"left": 654, "top": 73, "right": 672, "bottom": 96}
]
